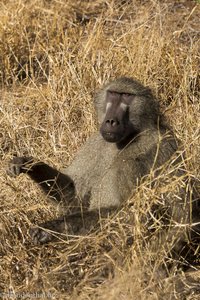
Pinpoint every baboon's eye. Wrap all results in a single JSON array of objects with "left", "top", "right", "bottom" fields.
[
  {"left": 107, "top": 91, "right": 120, "bottom": 96},
  {"left": 106, "top": 90, "right": 121, "bottom": 101},
  {"left": 122, "top": 93, "right": 134, "bottom": 104},
  {"left": 123, "top": 93, "right": 131, "bottom": 96}
]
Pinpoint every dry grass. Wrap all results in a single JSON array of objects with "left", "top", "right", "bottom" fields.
[{"left": 0, "top": 0, "right": 199, "bottom": 299}]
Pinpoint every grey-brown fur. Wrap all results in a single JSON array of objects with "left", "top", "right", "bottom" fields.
[{"left": 8, "top": 77, "right": 197, "bottom": 249}]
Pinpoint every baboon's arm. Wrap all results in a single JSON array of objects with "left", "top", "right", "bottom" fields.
[
  {"left": 8, "top": 156, "right": 75, "bottom": 202},
  {"left": 30, "top": 207, "right": 116, "bottom": 244}
]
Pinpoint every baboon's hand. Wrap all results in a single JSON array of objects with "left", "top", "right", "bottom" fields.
[
  {"left": 7, "top": 156, "right": 33, "bottom": 177},
  {"left": 30, "top": 227, "right": 55, "bottom": 244}
]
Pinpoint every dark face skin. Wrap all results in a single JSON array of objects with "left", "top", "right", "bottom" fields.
[{"left": 100, "top": 90, "right": 136, "bottom": 144}]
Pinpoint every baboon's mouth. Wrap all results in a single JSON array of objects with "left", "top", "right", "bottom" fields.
[{"left": 101, "top": 132, "right": 122, "bottom": 143}]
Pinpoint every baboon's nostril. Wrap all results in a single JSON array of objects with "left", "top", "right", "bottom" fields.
[{"left": 106, "top": 119, "right": 120, "bottom": 127}]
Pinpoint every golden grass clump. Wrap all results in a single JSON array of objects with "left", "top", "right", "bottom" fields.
[{"left": 0, "top": 0, "right": 199, "bottom": 299}]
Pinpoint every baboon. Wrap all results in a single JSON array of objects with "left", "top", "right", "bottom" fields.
[{"left": 8, "top": 77, "right": 198, "bottom": 249}]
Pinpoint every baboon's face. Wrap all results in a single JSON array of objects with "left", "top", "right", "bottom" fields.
[{"left": 100, "top": 90, "right": 135, "bottom": 143}]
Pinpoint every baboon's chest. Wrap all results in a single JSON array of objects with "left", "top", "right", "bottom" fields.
[{"left": 64, "top": 133, "right": 121, "bottom": 208}]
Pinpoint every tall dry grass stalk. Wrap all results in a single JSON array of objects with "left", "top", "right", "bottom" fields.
[{"left": 0, "top": 0, "right": 199, "bottom": 299}]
